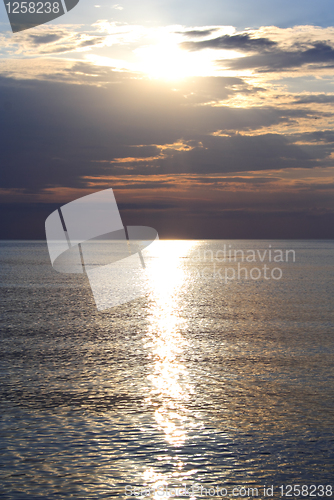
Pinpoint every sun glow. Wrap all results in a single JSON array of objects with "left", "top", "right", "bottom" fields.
[
  {"left": 134, "top": 42, "right": 215, "bottom": 80},
  {"left": 86, "top": 24, "right": 244, "bottom": 80}
]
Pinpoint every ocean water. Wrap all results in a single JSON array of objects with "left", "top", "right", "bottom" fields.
[{"left": 0, "top": 240, "right": 333, "bottom": 499}]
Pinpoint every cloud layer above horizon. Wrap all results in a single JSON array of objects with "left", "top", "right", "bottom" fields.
[{"left": 1, "top": 20, "right": 334, "bottom": 237}]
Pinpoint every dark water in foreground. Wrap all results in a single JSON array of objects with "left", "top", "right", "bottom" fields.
[{"left": 0, "top": 240, "right": 333, "bottom": 499}]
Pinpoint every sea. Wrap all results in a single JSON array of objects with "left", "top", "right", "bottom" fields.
[{"left": 0, "top": 240, "right": 333, "bottom": 499}]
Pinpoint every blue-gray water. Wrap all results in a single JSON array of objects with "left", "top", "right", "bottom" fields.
[{"left": 0, "top": 240, "right": 333, "bottom": 499}]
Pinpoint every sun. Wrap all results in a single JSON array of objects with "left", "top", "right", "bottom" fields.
[{"left": 133, "top": 31, "right": 215, "bottom": 80}]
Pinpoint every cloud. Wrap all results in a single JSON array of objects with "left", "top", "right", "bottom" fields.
[
  {"left": 179, "top": 28, "right": 219, "bottom": 38},
  {"left": 0, "top": 58, "right": 139, "bottom": 85},
  {"left": 289, "top": 130, "right": 334, "bottom": 143},
  {"left": 1, "top": 23, "right": 334, "bottom": 238},
  {"left": 177, "top": 25, "right": 334, "bottom": 75},
  {"left": 294, "top": 94, "right": 334, "bottom": 104},
  {"left": 28, "top": 33, "right": 64, "bottom": 45},
  {"left": 181, "top": 33, "right": 277, "bottom": 52},
  {"left": 0, "top": 25, "right": 108, "bottom": 57},
  {"left": 1, "top": 64, "right": 334, "bottom": 200},
  {"left": 222, "top": 41, "right": 334, "bottom": 72}
]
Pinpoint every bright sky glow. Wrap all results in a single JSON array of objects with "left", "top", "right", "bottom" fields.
[{"left": 83, "top": 24, "right": 241, "bottom": 80}]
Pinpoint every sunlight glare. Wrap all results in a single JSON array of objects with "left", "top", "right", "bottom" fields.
[{"left": 143, "top": 241, "right": 198, "bottom": 446}]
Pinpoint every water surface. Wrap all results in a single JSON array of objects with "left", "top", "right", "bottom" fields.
[{"left": 0, "top": 240, "right": 333, "bottom": 499}]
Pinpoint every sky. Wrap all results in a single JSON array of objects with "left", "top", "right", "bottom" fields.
[{"left": 1, "top": 0, "right": 334, "bottom": 238}]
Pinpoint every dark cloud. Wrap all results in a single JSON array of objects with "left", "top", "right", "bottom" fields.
[
  {"left": 220, "top": 41, "right": 334, "bottom": 72},
  {"left": 290, "top": 130, "right": 334, "bottom": 143},
  {"left": 180, "top": 29, "right": 334, "bottom": 73},
  {"left": 309, "top": 130, "right": 334, "bottom": 142},
  {"left": 195, "top": 176, "right": 282, "bottom": 184},
  {"left": 179, "top": 28, "right": 218, "bottom": 38},
  {"left": 117, "top": 202, "right": 176, "bottom": 210},
  {"left": 78, "top": 38, "right": 105, "bottom": 48},
  {"left": 0, "top": 28, "right": 107, "bottom": 56},
  {"left": 295, "top": 94, "right": 334, "bottom": 104},
  {"left": 28, "top": 34, "right": 64, "bottom": 45},
  {"left": 181, "top": 33, "right": 277, "bottom": 52},
  {"left": 0, "top": 68, "right": 333, "bottom": 196},
  {"left": 153, "top": 133, "right": 329, "bottom": 176},
  {"left": 94, "top": 180, "right": 178, "bottom": 190}
]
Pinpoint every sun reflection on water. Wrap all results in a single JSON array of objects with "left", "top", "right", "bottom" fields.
[
  {"left": 143, "top": 241, "right": 198, "bottom": 449},
  {"left": 138, "top": 241, "right": 198, "bottom": 487},
  {"left": 140, "top": 240, "right": 202, "bottom": 491}
]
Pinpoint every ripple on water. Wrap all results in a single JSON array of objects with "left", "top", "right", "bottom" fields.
[{"left": 0, "top": 240, "right": 333, "bottom": 498}]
